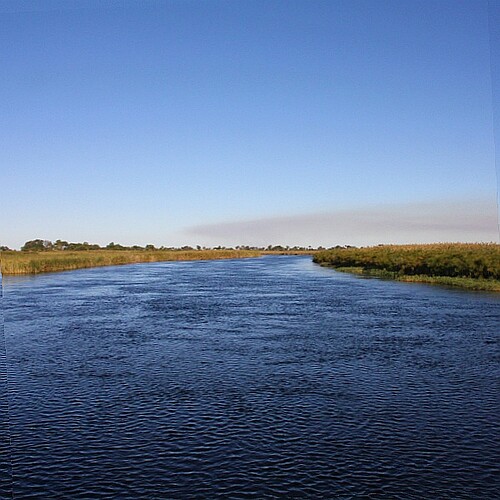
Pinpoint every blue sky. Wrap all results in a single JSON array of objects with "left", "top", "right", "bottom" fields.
[{"left": 1, "top": 0, "right": 498, "bottom": 248}]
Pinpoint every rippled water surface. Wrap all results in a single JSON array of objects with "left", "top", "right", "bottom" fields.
[{"left": 1, "top": 256, "right": 499, "bottom": 498}]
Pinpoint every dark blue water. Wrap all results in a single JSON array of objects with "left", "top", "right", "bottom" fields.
[{"left": 1, "top": 256, "right": 499, "bottom": 498}]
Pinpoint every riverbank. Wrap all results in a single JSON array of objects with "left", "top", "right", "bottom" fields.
[
  {"left": 0, "top": 249, "right": 262, "bottom": 275},
  {"left": 313, "top": 243, "right": 500, "bottom": 292}
]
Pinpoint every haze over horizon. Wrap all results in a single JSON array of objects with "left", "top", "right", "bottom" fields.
[{"left": 2, "top": 0, "right": 499, "bottom": 249}]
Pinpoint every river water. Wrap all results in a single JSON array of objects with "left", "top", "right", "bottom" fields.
[{"left": 1, "top": 256, "right": 499, "bottom": 498}]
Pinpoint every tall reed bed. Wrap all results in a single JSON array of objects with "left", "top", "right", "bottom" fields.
[
  {"left": 0, "top": 249, "right": 261, "bottom": 275},
  {"left": 313, "top": 243, "right": 500, "bottom": 291}
]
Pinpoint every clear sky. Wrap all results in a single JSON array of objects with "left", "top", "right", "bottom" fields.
[{"left": 1, "top": 0, "right": 498, "bottom": 248}]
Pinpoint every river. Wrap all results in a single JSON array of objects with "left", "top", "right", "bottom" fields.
[{"left": 1, "top": 256, "right": 498, "bottom": 498}]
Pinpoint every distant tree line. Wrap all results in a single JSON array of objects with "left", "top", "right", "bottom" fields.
[
  {"left": 19, "top": 239, "right": 160, "bottom": 252},
  {"left": 13, "top": 239, "right": 328, "bottom": 252},
  {"left": 21, "top": 239, "right": 101, "bottom": 251}
]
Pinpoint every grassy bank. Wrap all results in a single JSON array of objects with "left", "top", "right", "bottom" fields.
[
  {"left": 0, "top": 249, "right": 261, "bottom": 275},
  {"left": 313, "top": 243, "right": 500, "bottom": 291}
]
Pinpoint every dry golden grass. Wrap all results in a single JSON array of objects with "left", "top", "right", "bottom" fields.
[{"left": 0, "top": 249, "right": 262, "bottom": 275}]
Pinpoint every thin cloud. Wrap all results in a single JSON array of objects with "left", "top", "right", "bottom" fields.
[{"left": 183, "top": 198, "right": 499, "bottom": 247}]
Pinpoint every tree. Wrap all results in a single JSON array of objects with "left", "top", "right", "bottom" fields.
[
  {"left": 106, "top": 242, "right": 125, "bottom": 250},
  {"left": 21, "top": 239, "right": 53, "bottom": 251},
  {"left": 53, "top": 239, "right": 69, "bottom": 250}
]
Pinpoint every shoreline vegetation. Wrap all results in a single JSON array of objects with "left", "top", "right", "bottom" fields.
[
  {"left": 0, "top": 239, "right": 316, "bottom": 275},
  {"left": 313, "top": 243, "right": 500, "bottom": 292},
  {"left": 2, "top": 240, "right": 499, "bottom": 292}
]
